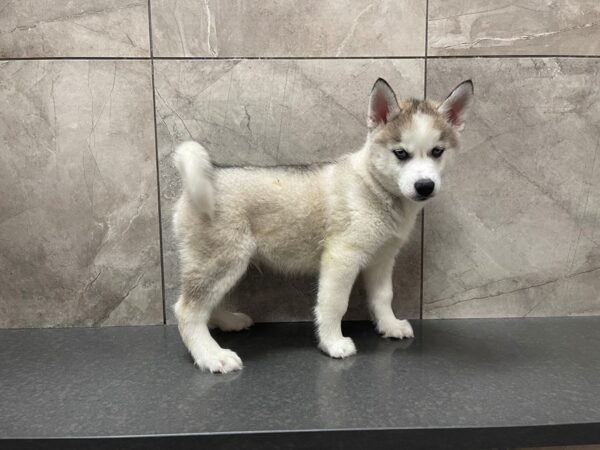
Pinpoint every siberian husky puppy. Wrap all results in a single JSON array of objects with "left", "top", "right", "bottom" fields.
[{"left": 173, "top": 78, "right": 473, "bottom": 373}]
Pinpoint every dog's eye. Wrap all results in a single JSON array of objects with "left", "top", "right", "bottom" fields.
[
  {"left": 431, "top": 147, "right": 445, "bottom": 158},
  {"left": 392, "top": 149, "right": 410, "bottom": 161}
]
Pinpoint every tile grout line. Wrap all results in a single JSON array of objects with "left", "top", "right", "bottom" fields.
[
  {"left": 152, "top": 55, "right": 426, "bottom": 60},
  {"left": 147, "top": 0, "right": 167, "bottom": 325},
  {"left": 2, "top": 55, "right": 600, "bottom": 62},
  {"left": 427, "top": 54, "right": 600, "bottom": 59},
  {"left": 420, "top": 210, "right": 425, "bottom": 319},
  {"left": 0, "top": 56, "right": 424, "bottom": 61},
  {"left": 420, "top": 0, "right": 429, "bottom": 321},
  {"left": 0, "top": 56, "right": 151, "bottom": 61}
]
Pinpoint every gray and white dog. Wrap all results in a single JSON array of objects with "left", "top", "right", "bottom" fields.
[{"left": 173, "top": 78, "right": 473, "bottom": 373}]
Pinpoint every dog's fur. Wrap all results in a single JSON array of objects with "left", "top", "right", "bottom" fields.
[{"left": 173, "top": 78, "right": 474, "bottom": 373}]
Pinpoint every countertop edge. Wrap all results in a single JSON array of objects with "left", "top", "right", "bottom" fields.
[{"left": 4, "top": 422, "right": 600, "bottom": 450}]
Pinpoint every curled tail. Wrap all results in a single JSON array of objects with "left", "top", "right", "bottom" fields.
[{"left": 173, "top": 141, "right": 215, "bottom": 217}]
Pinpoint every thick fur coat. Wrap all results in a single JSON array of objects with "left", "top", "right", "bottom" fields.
[{"left": 173, "top": 78, "right": 474, "bottom": 373}]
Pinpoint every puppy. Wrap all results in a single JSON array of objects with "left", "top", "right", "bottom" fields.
[{"left": 173, "top": 78, "right": 473, "bottom": 373}]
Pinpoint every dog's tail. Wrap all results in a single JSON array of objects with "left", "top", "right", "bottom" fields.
[{"left": 173, "top": 141, "right": 215, "bottom": 217}]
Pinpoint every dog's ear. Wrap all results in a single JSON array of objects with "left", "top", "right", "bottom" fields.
[
  {"left": 368, "top": 78, "right": 400, "bottom": 129},
  {"left": 438, "top": 80, "right": 474, "bottom": 132}
]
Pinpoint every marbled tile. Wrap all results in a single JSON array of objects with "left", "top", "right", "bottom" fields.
[
  {"left": 150, "top": 0, "right": 426, "bottom": 57},
  {"left": 429, "top": 0, "right": 600, "bottom": 56},
  {"left": 0, "top": 1, "right": 150, "bottom": 57},
  {"left": 154, "top": 59, "right": 424, "bottom": 166},
  {"left": 155, "top": 59, "right": 425, "bottom": 322},
  {"left": 424, "top": 58, "right": 600, "bottom": 318},
  {"left": 0, "top": 60, "right": 162, "bottom": 328}
]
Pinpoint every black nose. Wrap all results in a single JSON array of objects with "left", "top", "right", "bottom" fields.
[{"left": 414, "top": 179, "right": 435, "bottom": 197}]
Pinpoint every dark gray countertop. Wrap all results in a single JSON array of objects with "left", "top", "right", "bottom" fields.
[{"left": 1, "top": 318, "right": 600, "bottom": 449}]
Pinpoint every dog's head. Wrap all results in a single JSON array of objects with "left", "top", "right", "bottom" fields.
[{"left": 365, "top": 78, "right": 473, "bottom": 202}]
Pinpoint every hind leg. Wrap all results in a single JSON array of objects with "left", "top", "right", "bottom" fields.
[
  {"left": 209, "top": 309, "right": 253, "bottom": 332},
  {"left": 174, "top": 253, "right": 252, "bottom": 373}
]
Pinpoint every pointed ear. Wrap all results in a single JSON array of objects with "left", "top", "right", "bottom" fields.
[
  {"left": 368, "top": 78, "right": 400, "bottom": 129},
  {"left": 438, "top": 80, "right": 474, "bottom": 132}
]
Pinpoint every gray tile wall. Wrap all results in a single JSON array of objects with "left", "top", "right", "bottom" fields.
[
  {"left": 154, "top": 59, "right": 424, "bottom": 322},
  {"left": 0, "top": 60, "right": 162, "bottom": 327},
  {"left": 0, "top": 1, "right": 150, "bottom": 57},
  {"left": 424, "top": 58, "right": 600, "bottom": 319},
  {"left": 0, "top": 1, "right": 598, "bottom": 328},
  {"left": 150, "top": 0, "right": 426, "bottom": 57},
  {"left": 428, "top": 0, "right": 600, "bottom": 56}
]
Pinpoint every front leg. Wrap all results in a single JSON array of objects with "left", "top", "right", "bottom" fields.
[
  {"left": 315, "top": 247, "right": 361, "bottom": 358},
  {"left": 362, "top": 243, "right": 414, "bottom": 339}
]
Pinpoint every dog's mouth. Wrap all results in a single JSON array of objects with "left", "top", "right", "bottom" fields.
[{"left": 413, "top": 194, "right": 435, "bottom": 202}]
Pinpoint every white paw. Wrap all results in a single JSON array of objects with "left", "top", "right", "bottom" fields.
[
  {"left": 377, "top": 319, "right": 414, "bottom": 339},
  {"left": 195, "top": 349, "right": 243, "bottom": 374},
  {"left": 319, "top": 337, "right": 357, "bottom": 359},
  {"left": 214, "top": 312, "right": 254, "bottom": 332}
]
